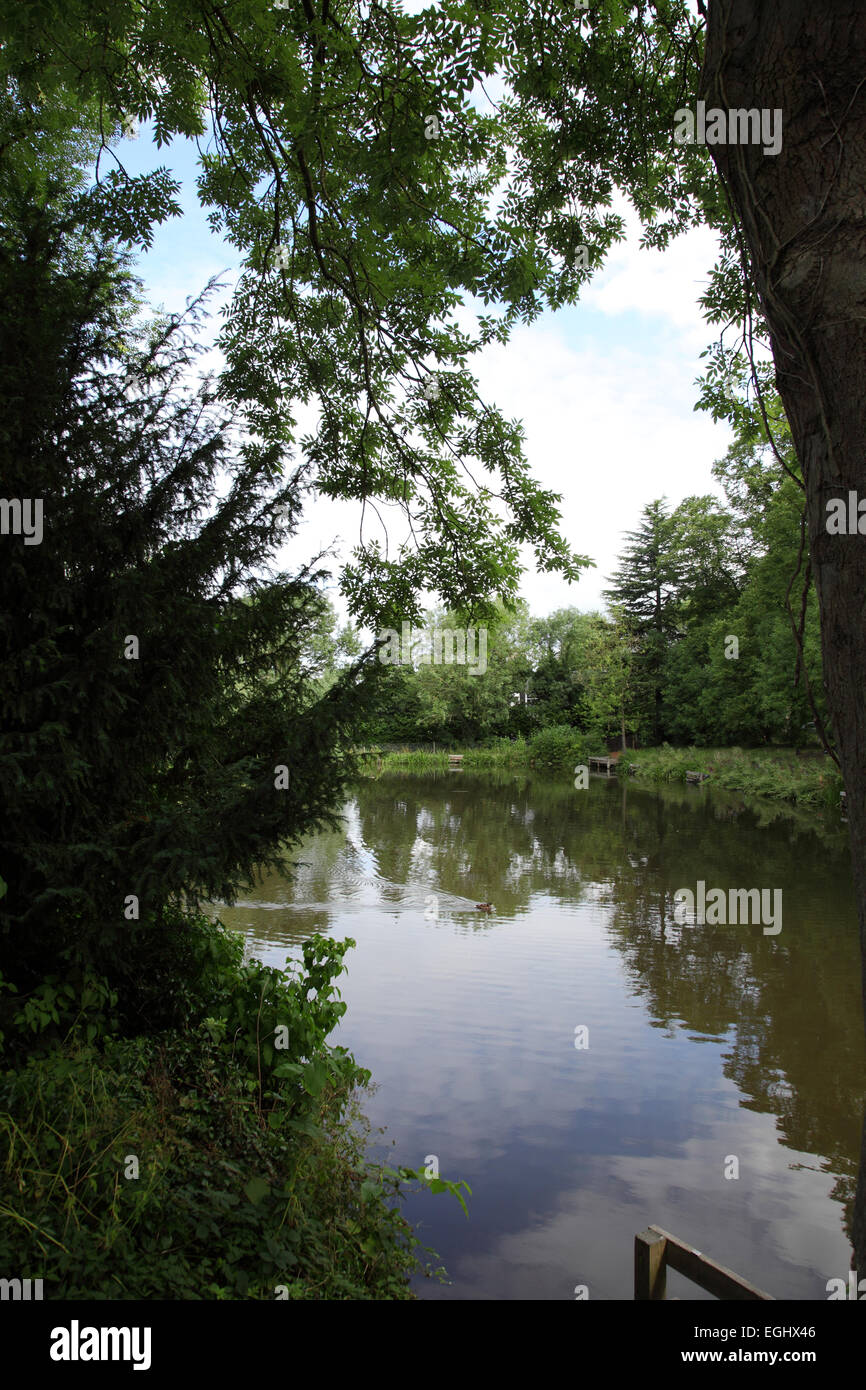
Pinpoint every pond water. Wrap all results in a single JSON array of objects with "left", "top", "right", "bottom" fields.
[{"left": 215, "top": 771, "right": 863, "bottom": 1300}]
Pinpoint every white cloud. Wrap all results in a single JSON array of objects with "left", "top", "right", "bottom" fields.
[
  {"left": 467, "top": 221, "right": 734, "bottom": 614},
  {"left": 583, "top": 206, "right": 722, "bottom": 345}
]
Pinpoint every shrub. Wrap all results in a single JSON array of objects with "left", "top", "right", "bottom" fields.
[
  {"left": 528, "top": 724, "right": 587, "bottom": 770},
  {"left": 0, "top": 917, "right": 466, "bottom": 1299}
]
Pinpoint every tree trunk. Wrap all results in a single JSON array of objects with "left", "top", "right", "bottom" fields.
[
  {"left": 702, "top": 0, "right": 866, "bottom": 1269},
  {"left": 655, "top": 580, "right": 663, "bottom": 742}
]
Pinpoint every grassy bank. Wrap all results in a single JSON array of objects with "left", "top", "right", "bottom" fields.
[
  {"left": 361, "top": 726, "right": 597, "bottom": 774},
  {"left": 620, "top": 745, "right": 843, "bottom": 807},
  {"left": 0, "top": 915, "right": 462, "bottom": 1299},
  {"left": 360, "top": 740, "right": 528, "bottom": 773},
  {"left": 363, "top": 737, "right": 844, "bottom": 810}
]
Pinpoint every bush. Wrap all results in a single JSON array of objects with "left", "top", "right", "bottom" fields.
[
  {"left": 528, "top": 724, "right": 588, "bottom": 771},
  {"left": 0, "top": 1035, "right": 422, "bottom": 1299},
  {"left": 0, "top": 915, "right": 467, "bottom": 1298}
]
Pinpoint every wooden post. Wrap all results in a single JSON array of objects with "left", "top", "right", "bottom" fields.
[
  {"left": 635, "top": 1228, "right": 667, "bottom": 1300},
  {"left": 648, "top": 1227, "right": 774, "bottom": 1301}
]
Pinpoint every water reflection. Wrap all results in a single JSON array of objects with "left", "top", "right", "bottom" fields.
[{"left": 215, "top": 773, "right": 861, "bottom": 1300}]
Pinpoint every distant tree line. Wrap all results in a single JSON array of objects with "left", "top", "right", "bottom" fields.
[{"left": 366, "top": 402, "right": 827, "bottom": 751}]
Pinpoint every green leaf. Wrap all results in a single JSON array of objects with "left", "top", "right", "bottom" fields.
[
  {"left": 244, "top": 1176, "right": 271, "bottom": 1205},
  {"left": 272, "top": 1060, "right": 302, "bottom": 1080},
  {"left": 300, "top": 1058, "right": 329, "bottom": 1097}
]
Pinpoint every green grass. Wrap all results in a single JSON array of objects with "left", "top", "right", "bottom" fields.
[
  {"left": 621, "top": 745, "right": 844, "bottom": 807},
  {"left": 359, "top": 730, "right": 599, "bottom": 774},
  {"left": 359, "top": 741, "right": 530, "bottom": 772},
  {"left": 0, "top": 1036, "right": 424, "bottom": 1299},
  {"left": 361, "top": 748, "right": 452, "bottom": 772},
  {"left": 361, "top": 737, "right": 845, "bottom": 812}
]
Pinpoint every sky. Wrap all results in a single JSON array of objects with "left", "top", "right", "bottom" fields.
[{"left": 113, "top": 64, "right": 733, "bottom": 627}]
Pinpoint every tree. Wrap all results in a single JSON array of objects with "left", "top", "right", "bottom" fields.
[
  {"left": 0, "top": 0, "right": 588, "bottom": 627},
  {"left": 697, "top": 1, "right": 866, "bottom": 1268},
  {"left": 8, "top": 0, "right": 866, "bottom": 1267},
  {"left": 294, "top": 594, "right": 364, "bottom": 690},
  {"left": 524, "top": 608, "right": 596, "bottom": 729},
  {"left": 605, "top": 500, "right": 680, "bottom": 742},
  {"left": 0, "top": 189, "right": 384, "bottom": 1027},
  {"left": 703, "top": 414, "right": 825, "bottom": 748},
  {"left": 0, "top": 2, "right": 588, "bottom": 1031},
  {"left": 388, "top": 603, "right": 522, "bottom": 744},
  {"left": 580, "top": 608, "right": 641, "bottom": 751},
  {"left": 668, "top": 495, "right": 743, "bottom": 624}
]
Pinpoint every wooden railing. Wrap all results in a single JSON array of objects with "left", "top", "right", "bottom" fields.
[{"left": 634, "top": 1226, "right": 774, "bottom": 1301}]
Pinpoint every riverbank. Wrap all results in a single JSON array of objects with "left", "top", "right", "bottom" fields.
[
  {"left": 360, "top": 726, "right": 590, "bottom": 773},
  {"left": 362, "top": 739, "right": 844, "bottom": 809},
  {"left": 0, "top": 914, "right": 455, "bottom": 1299},
  {"left": 624, "top": 745, "right": 843, "bottom": 807}
]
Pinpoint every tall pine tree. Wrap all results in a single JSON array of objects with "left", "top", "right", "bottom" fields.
[{"left": 604, "top": 500, "right": 681, "bottom": 743}]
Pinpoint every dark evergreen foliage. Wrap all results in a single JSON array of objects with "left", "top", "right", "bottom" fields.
[{"left": 0, "top": 192, "right": 382, "bottom": 1023}]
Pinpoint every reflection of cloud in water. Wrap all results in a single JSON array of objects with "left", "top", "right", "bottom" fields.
[{"left": 210, "top": 772, "right": 860, "bottom": 1299}]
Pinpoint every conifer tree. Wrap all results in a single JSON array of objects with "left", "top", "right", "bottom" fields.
[
  {"left": 604, "top": 500, "right": 681, "bottom": 742},
  {"left": 0, "top": 190, "right": 382, "bottom": 1026}
]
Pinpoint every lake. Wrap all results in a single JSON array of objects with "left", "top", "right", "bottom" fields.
[{"left": 215, "top": 770, "right": 863, "bottom": 1300}]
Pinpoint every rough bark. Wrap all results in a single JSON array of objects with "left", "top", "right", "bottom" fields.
[{"left": 701, "top": 0, "right": 866, "bottom": 1271}]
